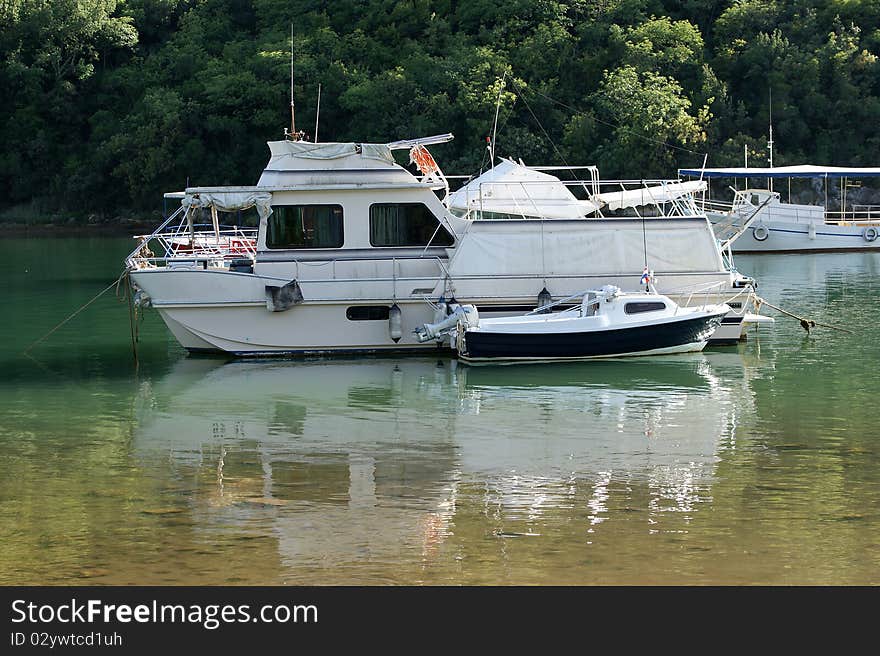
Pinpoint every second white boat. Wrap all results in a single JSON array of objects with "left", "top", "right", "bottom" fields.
[{"left": 416, "top": 285, "right": 729, "bottom": 364}]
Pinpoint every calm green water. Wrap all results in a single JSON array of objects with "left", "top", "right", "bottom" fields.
[{"left": 1, "top": 237, "right": 878, "bottom": 585}]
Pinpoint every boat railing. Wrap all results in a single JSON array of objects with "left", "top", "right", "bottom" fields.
[
  {"left": 744, "top": 204, "right": 866, "bottom": 226},
  {"left": 458, "top": 177, "right": 704, "bottom": 220},
  {"left": 698, "top": 198, "right": 737, "bottom": 215},
  {"left": 704, "top": 189, "right": 880, "bottom": 226},
  {"left": 827, "top": 206, "right": 880, "bottom": 224},
  {"left": 126, "top": 205, "right": 258, "bottom": 269},
  {"left": 591, "top": 178, "right": 705, "bottom": 218},
  {"left": 680, "top": 280, "right": 737, "bottom": 312},
  {"left": 274, "top": 254, "right": 450, "bottom": 289}
]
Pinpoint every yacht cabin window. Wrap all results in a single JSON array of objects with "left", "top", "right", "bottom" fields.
[
  {"left": 346, "top": 306, "right": 391, "bottom": 321},
  {"left": 266, "top": 204, "right": 344, "bottom": 249},
  {"left": 369, "top": 203, "right": 454, "bottom": 247},
  {"left": 624, "top": 301, "right": 667, "bottom": 315}
]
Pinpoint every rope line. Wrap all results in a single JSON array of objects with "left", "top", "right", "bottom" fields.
[
  {"left": 521, "top": 86, "right": 707, "bottom": 157},
  {"left": 21, "top": 279, "right": 120, "bottom": 356},
  {"left": 508, "top": 79, "right": 578, "bottom": 180},
  {"left": 755, "top": 296, "right": 853, "bottom": 334}
]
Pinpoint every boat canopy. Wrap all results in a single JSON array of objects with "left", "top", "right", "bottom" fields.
[
  {"left": 595, "top": 180, "right": 707, "bottom": 210},
  {"left": 257, "top": 140, "right": 414, "bottom": 187},
  {"left": 183, "top": 190, "right": 274, "bottom": 220},
  {"left": 679, "top": 165, "right": 880, "bottom": 179},
  {"left": 446, "top": 216, "right": 724, "bottom": 278},
  {"left": 446, "top": 158, "right": 601, "bottom": 218}
]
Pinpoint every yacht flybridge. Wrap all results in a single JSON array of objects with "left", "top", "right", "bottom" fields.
[{"left": 126, "top": 134, "right": 761, "bottom": 355}]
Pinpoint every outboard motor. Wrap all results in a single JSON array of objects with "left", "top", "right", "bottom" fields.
[{"left": 414, "top": 304, "right": 479, "bottom": 342}]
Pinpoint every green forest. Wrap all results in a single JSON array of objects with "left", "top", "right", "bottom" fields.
[{"left": 3, "top": 0, "right": 880, "bottom": 221}]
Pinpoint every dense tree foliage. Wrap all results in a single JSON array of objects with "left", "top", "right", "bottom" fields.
[{"left": 3, "top": 0, "right": 880, "bottom": 218}]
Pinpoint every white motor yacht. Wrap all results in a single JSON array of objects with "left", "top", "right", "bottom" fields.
[{"left": 126, "top": 134, "right": 761, "bottom": 355}]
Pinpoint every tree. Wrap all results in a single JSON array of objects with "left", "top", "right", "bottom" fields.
[{"left": 591, "top": 65, "right": 710, "bottom": 177}]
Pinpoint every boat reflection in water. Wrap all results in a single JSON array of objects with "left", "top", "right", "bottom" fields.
[{"left": 133, "top": 352, "right": 764, "bottom": 580}]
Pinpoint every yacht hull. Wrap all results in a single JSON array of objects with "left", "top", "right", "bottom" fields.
[
  {"left": 708, "top": 212, "right": 880, "bottom": 253},
  {"left": 132, "top": 268, "right": 748, "bottom": 354},
  {"left": 737, "top": 223, "right": 880, "bottom": 252}
]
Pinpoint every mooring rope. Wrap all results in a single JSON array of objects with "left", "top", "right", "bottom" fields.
[
  {"left": 755, "top": 296, "right": 853, "bottom": 334},
  {"left": 21, "top": 279, "right": 121, "bottom": 356},
  {"left": 117, "top": 268, "right": 140, "bottom": 368}
]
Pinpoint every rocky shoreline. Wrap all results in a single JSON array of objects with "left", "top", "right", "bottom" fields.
[{"left": 0, "top": 219, "right": 157, "bottom": 237}]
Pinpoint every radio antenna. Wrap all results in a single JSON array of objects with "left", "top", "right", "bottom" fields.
[
  {"left": 767, "top": 86, "right": 774, "bottom": 191},
  {"left": 314, "top": 83, "right": 321, "bottom": 143},
  {"left": 489, "top": 71, "right": 507, "bottom": 167},
  {"left": 287, "top": 23, "right": 297, "bottom": 140}
]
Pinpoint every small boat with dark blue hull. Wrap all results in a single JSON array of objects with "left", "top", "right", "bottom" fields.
[{"left": 416, "top": 285, "right": 728, "bottom": 364}]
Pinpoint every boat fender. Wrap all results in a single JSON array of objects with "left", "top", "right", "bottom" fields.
[
  {"left": 265, "top": 280, "right": 304, "bottom": 312},
  {"left": 389, "top": 304, "right": 402, "bottom": 342},
  {"left": 536, "top": 287, "right": 552, "bottom": 314},
  {"left": 752, "top": 225, "right": 769, "bottom": 241},
  {"left": 457, "top": 305, "right": 480, "bottom": 331},
  {"left": 863, "top": 226, "right": 878, "bottom": 242}
]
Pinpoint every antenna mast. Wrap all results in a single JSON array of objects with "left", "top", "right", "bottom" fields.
[
  {"left": 489, "top": 71, "right": 507, "bottom": 168},
  {"left": 767, "top": 87, "right": 774, "bottom": 191},
  {"left": 314, "top": 83, "right": 321, "bottom": 143},
  {"left": 288, "top": 24, "right": 297, "bottom": 140}
]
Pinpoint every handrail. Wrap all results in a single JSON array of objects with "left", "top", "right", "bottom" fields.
[
  {"left": 127, "top": 201, "right": 259, "bottom": 269},
  {"left": 125, "top": 204, "right": 187, "bottom": 266}
]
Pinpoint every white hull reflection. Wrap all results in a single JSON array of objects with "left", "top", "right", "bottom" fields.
[{"left": 133, "top": 355, "right": 763, "bottom": 569}]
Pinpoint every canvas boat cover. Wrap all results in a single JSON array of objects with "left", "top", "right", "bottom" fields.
[
  {"left": 183, "top": 190, "right": 273, "bottom": 220},
  {"left": 447, "top": 217, "right": 724, "bottom": 277},
  {"left": 595, "top": 180, "right": 707, "bottom": 210},
  {"left": 257, "top": 141, "right": 414, "bottom": 187},
  {"left": 447, "top": 159, "right": 601, "bottom": 218}
]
